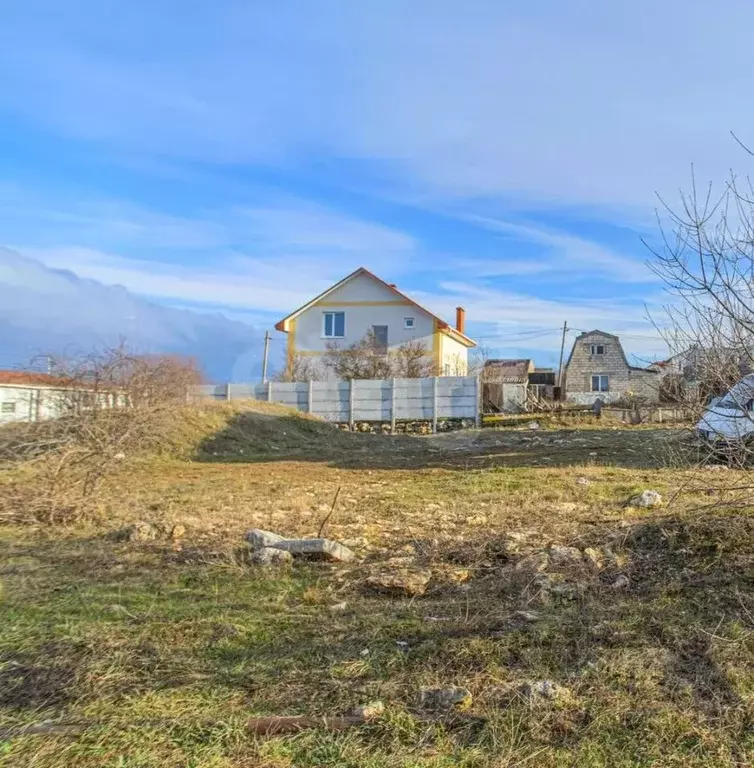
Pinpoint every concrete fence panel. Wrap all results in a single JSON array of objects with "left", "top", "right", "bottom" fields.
[{"left": 190, "top": 375, "right": 482, "bottom": 430}]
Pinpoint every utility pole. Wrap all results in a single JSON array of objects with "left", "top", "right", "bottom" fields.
[
  {"left": 557, "top": 321, "right": 568, "bottom": 395},
  {"left": 261, "top": 331, "right": 270, "bottom": 383}
]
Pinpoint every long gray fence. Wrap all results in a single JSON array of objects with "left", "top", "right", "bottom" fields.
[{"left": 191, "top": 376, "right": 481, "bottom": 429}]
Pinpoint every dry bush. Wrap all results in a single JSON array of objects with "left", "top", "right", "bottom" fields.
[
  {"left": 0, "top": 346, "right": 203, "bottom": 524},
  {"left": 324, "top": 331, "right": 435, "bottom": 379},
  {"left": 390, "top": 339, "right": 435, "bottom": 378},
  {"left": 274, "top": 354, "right": 324, "bottom": 383}
]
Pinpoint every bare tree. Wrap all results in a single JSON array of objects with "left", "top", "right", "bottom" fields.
[
  {"left": 275, "top": 354, "right": 323, "bottom": 383},
  {"left": 391, "top": 339, "right": 435, "bottom": 378},
  {"left": 324, "top": 331, "right": 438, "bottom": 379},
  {"left": 648, "top": 159, "right": 754, "bottom": 465},
  {"left": 323, "top": 330, "right": 394, "bottom": 380}
]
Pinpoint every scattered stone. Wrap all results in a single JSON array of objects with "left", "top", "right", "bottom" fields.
[
  {"left": 169, "top": 524, "right": 186, "bottom": 540},
  {"left": 515, "top": 551, "right": 550, "bottom": 573},
  {"left": 527, "top": 421, "right": 541, "bottom": 430},
  {"left": 500, "top": 531, "right": 532, "bottom": 556},
  {"left": 576, "top": 476, "right": 590, "bottom": 486},
  {"left": 548, "top": 545, "right": 583, "bottom": 567},
  {"left": 582, "top": 547, "right": 605, "bottom": 570},
  {"left": 365, "top": 566, "right": 432, "bottom": 597},
  {"left": 274, "top": 538, "right": 356, "bottom": 563},
  {"left": 628, "top": 490, "right": 662, "bottom": 508},
  {"left": 612, "top": 574, "right": 630, "bottom": 589},
  {"left": 513, "top": 610, "right": 541, "bottom": 623},
  {"left": 115, "top": 521, "right": 158, "bottom": 542},
  {"left": 251, "top": 547, "right": 293, "bottom": 566},
  {"left": 351, "top": 701, "right": 385, "bottom": 720},
  {"left": 328, "top": 601, "right": 348, "bottom": 613},
  {"left": 359, "top": 648, "right": 370, "bottom": 657},
  {"left": 419, "top": 687, "right": 472, "bottom": 712},
  {"left": 396, "top": 640, "right": 409, "bottom": 652},
  {"left": 521, "top": 680, "right": 566, "bottom": 701},
  {"left": 245, "top": 529, "right": 287, "bottom": 551},
  {"left": 113, "top": 452, "right": 126, "bottom": 461}
]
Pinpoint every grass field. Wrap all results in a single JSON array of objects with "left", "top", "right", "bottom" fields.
[{"left": 2, "top": 403, "right": 754, "bottom": 767}]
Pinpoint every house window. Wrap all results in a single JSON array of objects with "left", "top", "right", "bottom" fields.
[
  {"left": 591, "top": 375, "right": 609, "bottom": 392},
  {"left": 371, "top": 325, "right": 388, "bottom": 354},
  {"left": 590, "top": 344, "right": 606, "bottom": 355},
  {"left": 323, "top": 311, "right": 345, "bottom": 338},
  {"left": 404, "top": 317, "right": 415, "bottom": 329},
  {"left": 1, "top": 402, "right": 16, "bottom": 413}
]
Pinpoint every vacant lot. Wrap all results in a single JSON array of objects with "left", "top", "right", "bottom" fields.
[{"left": 2, "top": 404, "right": 754, "bottom": 767}]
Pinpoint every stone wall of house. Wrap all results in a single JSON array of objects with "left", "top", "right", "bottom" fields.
[{"left": 565, "top": 331, "right": 659, "bottom": 404}]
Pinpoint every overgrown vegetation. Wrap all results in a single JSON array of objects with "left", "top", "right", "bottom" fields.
[{"left": 0, "top": 347, "right": 202, "bottom": 524}]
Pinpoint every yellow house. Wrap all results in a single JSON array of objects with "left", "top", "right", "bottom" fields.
[{"left": 275, "top": 267, "right": 476, "bottom": 377}]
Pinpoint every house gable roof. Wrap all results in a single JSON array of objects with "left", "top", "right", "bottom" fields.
[
  {"left": 275, "top": 267, "right": 476, "bottom": 347},
  {"left": 564, "top": 330, "right": 658, "bottom": 374}
]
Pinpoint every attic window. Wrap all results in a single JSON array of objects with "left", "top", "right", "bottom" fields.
[
  {"left": 404, "top": 317, "right": 415, "bottom": 329},
  {"left": 590, "top": 344, "right": 606, "bottom": 355}
]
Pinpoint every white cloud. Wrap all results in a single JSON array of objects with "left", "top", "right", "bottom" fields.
[
  {"left": 459, "top": 217, "right": 657, "bottom": 283},
  {"left": 2, "top": 1, "right": 752, "bottom": 214}
]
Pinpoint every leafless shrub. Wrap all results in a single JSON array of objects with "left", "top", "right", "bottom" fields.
[
  {"left": 390, "top": 339, "right": 435, "bottom": 378},
  {"left": 0, "top": 345, "right": 203, "bottom": 524},
  {"left": 274, "top": 354, "right": 323, "bottom": 383},
  {"left": 324, "top": 330, "right": 432, "bottom": 379}
]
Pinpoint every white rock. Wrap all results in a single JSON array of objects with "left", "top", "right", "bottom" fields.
[
  {"left": 628, "top": 490, "right": 662, "bottom": 508},
  {"left": 245, "top": 529, "right": 286, "bottom": 550},
  {"left": 612, "top": 574, "right": 630, "bottom": 589},
  {"left": 548, "top": 545, "right": 583, "bottom": 567},
  {"left": 351, "top": 701, "right": 385, "bottom": 720}
]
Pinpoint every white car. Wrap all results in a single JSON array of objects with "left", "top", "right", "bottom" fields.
[{"left": 695, "top": 374, "right": 754, "bottom": 443}]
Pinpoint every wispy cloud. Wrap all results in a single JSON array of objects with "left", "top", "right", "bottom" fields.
[
  {"left": 463, "top": 217, "right": 656, "bottom": 283},
  {"left": 2, "top": 2, "right": 752, "bottom": 212}
]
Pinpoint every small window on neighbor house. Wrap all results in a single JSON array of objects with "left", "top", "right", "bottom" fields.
[
  {"left": 591, "top": 375, "right": 609, "bottom": 392},
  {"left": 1, "top": 402, "right": 16, "bottom": 413},
  {"left": 404, "top": 317, "right": 415, "bottom": 329},
  {"left": 590, "top": 344, "right": 606, "bottom": 355},
  {"left": 323, "top": 311, "right": 345, "bottom": 338}
]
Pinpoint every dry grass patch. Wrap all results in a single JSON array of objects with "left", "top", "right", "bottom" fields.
[{"left": 3, "top": 402, "right": 754, "bottom": 766}]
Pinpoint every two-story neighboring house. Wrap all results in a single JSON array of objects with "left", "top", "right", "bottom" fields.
[
  {"left": 564, "top": 330, "right": 659, "bottom": 404},
  {"left": 275, "top": 267, "right": 476, "bottom": 378}
]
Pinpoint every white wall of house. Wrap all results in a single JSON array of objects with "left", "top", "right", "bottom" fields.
[
  {"left": 440, "top": 334, "right": 469, "bottom": 375},
  {"left": 293, "top": 273, "right": 435, "bottom": 355},
  {"left": 0, "top": 384, "right": 122, "bottom": 423}
]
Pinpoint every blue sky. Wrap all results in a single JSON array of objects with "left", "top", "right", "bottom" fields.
[{"left": 2, "top": 0, "right": 753, "bottom": 368}]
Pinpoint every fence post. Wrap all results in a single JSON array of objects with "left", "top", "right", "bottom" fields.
[
  {"left": 390, "top": 377, "right": 396, "bottom": 434},
  {"left": 226, "top": 382, "right": 232, "bottom": 401},
  {"left": 349, "top": 379, "right": 355, "bottom": 431},
  {"left": 308, "top": 379, "right": 314, "bottom": 415},
  {"left": 267, "top": 380, "right": 273, "bottom": 403},
  {"left": 475, "top": 376, "right": 482, "bottom": 428},
  {"left": 432, "top": 376, "right": 438, "bottom": 434}
]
